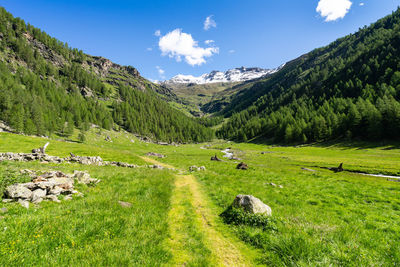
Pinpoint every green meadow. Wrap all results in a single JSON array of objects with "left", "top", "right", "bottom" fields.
[{"left": 1, "top": 130, "right": 400, "bottom": 266}]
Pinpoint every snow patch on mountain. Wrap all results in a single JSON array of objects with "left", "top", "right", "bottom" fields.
[{"left": 163, "top": 65, "right": 284, "bottom": 84}]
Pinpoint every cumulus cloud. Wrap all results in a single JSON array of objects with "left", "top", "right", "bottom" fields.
[
  {"left": 316, "top": 0, "right": 353, "bottom": 22},
  {"left": 158, "top": 29, "right": 219, "bottom": 66},
  {"left": 204, "top": 15, "right": 217, "bottom": 30},
  {"left": 359, "top": 2, "right": 365, "bottom": 6},
  {"left": 156, "top": 66, "right": 165, "bottom": 79},
  {"left": 154, "top": 30, "right": 161, "bottom": 37},
  {"left": 204, "top": 40, "right": 215, "bottom": 45}
]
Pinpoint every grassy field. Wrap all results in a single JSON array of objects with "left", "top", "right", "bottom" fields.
[{"left": 1, "top": 130, "right": 400, "bottom": 266}]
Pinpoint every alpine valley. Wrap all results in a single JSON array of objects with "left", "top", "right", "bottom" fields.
[{"left": 1, "top": 3, "right": 400, "bottom": 267}]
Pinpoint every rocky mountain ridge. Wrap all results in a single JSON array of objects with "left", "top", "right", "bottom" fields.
[{"left": 163, "top": 66, "right": 284, "bottom": 85}]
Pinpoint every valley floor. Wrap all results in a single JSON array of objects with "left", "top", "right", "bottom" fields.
[{"left": 1, "top": 130, "right": 400, "bottom": 266}]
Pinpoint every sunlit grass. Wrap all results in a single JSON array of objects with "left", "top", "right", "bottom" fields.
[{"left": 1, "top": 131, "right": 400, "bottom": 265}]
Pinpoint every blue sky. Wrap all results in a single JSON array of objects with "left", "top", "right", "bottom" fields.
[{"left": 0, "top": 0, "right": 399, "bottom": 80}]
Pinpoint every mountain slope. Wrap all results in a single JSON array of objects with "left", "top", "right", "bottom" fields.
[
  {"left": 0, "top": 7, "right": 212, "bottom": 142},
  {"left": 163, "top": 67, "right": 280, "bottom": 85},
  {"left": 161, "top": 67, "right": 282, "bottom": 117},
  {"left": 218, "top": 8, "right": 400, "bottom": 143}
]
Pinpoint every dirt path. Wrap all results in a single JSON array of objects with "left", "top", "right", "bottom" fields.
[
  {"left": 140, "top": 156, "right": 176, "bottom": 169},
  {"left": 140, "top": 156, "right": 252, "bottom": 266}
]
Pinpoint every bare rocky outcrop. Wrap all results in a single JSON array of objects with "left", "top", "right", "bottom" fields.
[
  {"left": 232, "top": 195, "right": 272, "bottom": 215},
  {"left": 2, "top": 170, "right": 98, "bottom": 207}
]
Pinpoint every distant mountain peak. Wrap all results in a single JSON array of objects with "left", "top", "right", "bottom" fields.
[{"left": 162, "top": 65, "right": 284, "bottom": 85}]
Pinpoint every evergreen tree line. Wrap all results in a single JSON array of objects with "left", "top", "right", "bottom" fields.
[
  {"left": 0, "top": 61, "right": 112, "bottom": 137},
  {"left": 0, "top": 7, "right": 213, "bottom": 142},
  {"left": 218, "top": 96, "right": 400, "bottom": 143},
  {"left": 112, "top": 84, "right": 214, "bottom": 143},
  {"left": 217, "top": 8, "right": 400, "bottom": 143}
]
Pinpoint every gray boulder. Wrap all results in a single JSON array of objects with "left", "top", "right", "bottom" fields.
[
  {"left": 18, "top": 199, "right": 30, "bottom": 209},
  {"left": 73, "top": 171, "right": 100, "bottom": 185},
  {"left": 233, "top": 194, "right": 272, "bottom": 215},
  {"left": 5, "top": 184, "right": 33, "bottom": 199},
  {"left": 31, "top": 189, "right": 47, "bottom": 204},
  {"left": 44, "top": 195, "right": 60, "bottom": 203},
  {"left": 49, "top": 186, "right": 64, "bottom": 196}
]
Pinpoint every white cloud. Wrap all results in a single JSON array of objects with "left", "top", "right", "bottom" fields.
[
  {"left": 154, "top": 30, "right": 161, "bottom": 37},
  {"left": 229, "top": 49, "right": 235, "bottom": 54},
  {"left": 146, "top": 47, "right": 153, "bottom": 51},
  {"left": 204, "top": 15, "right": 217, "bottom": 31},
  {"left": 359, "top": 2, "right": 365, "bottom": 6},
  {"left": 158, "top": 29, "right": 219, "bottom": 66},
  {"left": 316, "top": 0, "right": 353, "bottom": 22},
  {"left": 156, "top": 66, "right": 165, "bottom": 79},
  {"left": 205, "top": 40, "right": 215, "bottom": 45}
]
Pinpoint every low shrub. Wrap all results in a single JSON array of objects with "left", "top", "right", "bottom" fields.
[{"left": 220, "top": 206, "right": 277, "bottom": 231}]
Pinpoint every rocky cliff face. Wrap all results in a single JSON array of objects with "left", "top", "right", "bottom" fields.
[{"left": 16, "top": 30, "right": 175, "bottom": 100}]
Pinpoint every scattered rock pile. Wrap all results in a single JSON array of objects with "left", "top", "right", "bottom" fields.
[
  {"left": 232, "top": 194, "right": 272, "bottom": 215},
  {"left": 0, "top": 143, "right": 137, "bottom": 168},
  {"left": 106, "top": 161, "right": 137, "bottom": 168},
  {"left": 0, "top": 152, "right": 64, "bottom": 164},
  {"left": 66, "top": 155, "right": 104, "bottom": 166},
  {"left": 189, "top": 166, "right": 206, "bottom": 172},
  {"left": 2, "top": 170, "right": 99, "bottom": 208},
  {"left": 236, "top": 162, "right": 248, "bottom": 170},
  {"left": 146, "top": 152, "right": 166, "bottom": 158}
]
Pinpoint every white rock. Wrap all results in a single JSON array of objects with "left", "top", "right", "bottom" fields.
[
  {"left": 31, "top": 189, "right": 46, "bottom": 203},
  {"left": 18, "top": 199, "right": 30, "bottom": 209},
  {"left": 44, "top": 195, "right": 60, "bottom": 203},
  {"left": 49, "top": 186, "right": 64, "bottom": 196},
  {"left": 233, "top": 194, "right": 272, "bottom": 215},
  {"left": 5, "top": 184, "right": 33, "bottom": 199}
]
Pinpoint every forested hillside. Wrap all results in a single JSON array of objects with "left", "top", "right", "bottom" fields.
[
  {"left": 218, "top": 8, "right": 400, "bottom": 143},
  {"left": 0, "top": 7, "right": 213, "bottom": 142}
]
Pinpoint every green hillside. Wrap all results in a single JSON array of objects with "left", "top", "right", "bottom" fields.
[
  {"left": 0, "top": 7, "right": 213, "bottom": 143},
  {"left": 217, "top": 8, "right": 400, "bottom": 143}
]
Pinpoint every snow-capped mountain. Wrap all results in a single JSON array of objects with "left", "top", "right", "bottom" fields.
[{"left": 163, "top": 66, "right": 283, "bottom": 85}]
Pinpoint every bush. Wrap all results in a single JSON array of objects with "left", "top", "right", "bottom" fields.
[{"left": 220, "top": 206, "right": 277, "bottom": 231}]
